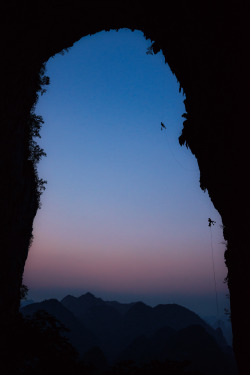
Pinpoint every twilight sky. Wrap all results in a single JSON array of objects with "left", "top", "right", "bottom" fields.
[{"left": 23, "top": 29, "right": 229, "bottom": 316}]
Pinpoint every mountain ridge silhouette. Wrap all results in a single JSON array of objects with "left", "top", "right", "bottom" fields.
[{"left": 21, "top": 292, "right": 237, "bottom": 374}]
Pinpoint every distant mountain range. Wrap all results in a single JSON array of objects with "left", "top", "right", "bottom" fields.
[
  {"left": 20, "top": 299, "right": 35, "bottom": 307},
  {"left": 202, "top": 314, "right": 233, "bottom": 346},
  {"left": 21, "top": 292, "right": 238, "bottom": 375}
]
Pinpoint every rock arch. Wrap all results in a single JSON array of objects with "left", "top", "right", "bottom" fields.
[{"left": 1, "top": 1, "right": 248, "bottom": 373}]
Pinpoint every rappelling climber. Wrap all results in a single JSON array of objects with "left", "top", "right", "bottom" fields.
[
  {"left": 161, "top": 122, "right": 166, "bottom": 131},
  {"left": 208, "top": 218, "right": 216, "bottom": 227}
]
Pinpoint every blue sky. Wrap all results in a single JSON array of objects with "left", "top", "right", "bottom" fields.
[{"left": 23, "top": 29, "right": 229, "bottom": 317}]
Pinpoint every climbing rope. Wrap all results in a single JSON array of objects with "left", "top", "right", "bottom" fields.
[
  {"left": 160, "top": 121, "right": 194, "bottom": 172},
  {"left": 208, "top": 217, "right": 220, "bottom": 327}
]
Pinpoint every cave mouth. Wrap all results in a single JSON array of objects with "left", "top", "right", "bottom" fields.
[
  {"left": 23, "top": 28, "right": 228, "bottom": 317},
  {"left": 1, "top": 3, "right": 247, "bottom": 371}
]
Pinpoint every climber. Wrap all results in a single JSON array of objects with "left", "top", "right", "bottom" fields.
[
  {"left": 161, "top": 122, "right": 166, "bottom": 131},
  {"left": 208, "top": 218, "right": 216, "bottom": 227}
]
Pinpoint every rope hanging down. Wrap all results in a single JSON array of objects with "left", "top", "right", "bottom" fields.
[{"left": 208, "top": 218, "right": 220, "bottom": 326}]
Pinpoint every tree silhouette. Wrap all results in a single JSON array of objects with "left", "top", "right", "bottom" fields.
[
  {"left": 20, "top": 284, "right": 29, "bottom": 301},
  {"left": 1, "top": 310, "right": 90, "bottom": 375},
  {"left": 26, "top": 63, "right": 49, "bottom": 209}
]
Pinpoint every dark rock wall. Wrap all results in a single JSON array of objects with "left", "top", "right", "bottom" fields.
[{"left": 1, "top": 1, "right": 248, "bottom": 373}]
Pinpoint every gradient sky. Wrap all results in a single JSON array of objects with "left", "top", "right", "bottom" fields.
[{"left": 23, "top": 29, "right": 229, "bottom": 316}]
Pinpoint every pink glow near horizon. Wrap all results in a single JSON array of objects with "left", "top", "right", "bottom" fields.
[{"left": 24, "top": 223, "right": 227, "bottom": 296}]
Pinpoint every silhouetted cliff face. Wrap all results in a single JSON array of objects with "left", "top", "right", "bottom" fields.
[{"left": 1, "top": 1, "right": 248, "bottom": 373}]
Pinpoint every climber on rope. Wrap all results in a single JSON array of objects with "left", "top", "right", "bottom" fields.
[
  {"left": 208, "top": 218, "right": 216, "bottom": 227},
  {"left": 161, "top": 122, "right": 166, "bottom": 131}
]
